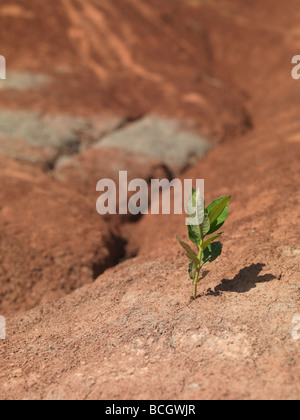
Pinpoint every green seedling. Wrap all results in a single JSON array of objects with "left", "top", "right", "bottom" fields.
[{"left": 177, "top": 189, "right": 231, "bottom": 299}]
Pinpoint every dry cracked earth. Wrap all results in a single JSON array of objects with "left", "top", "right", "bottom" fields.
[{"left": 0, "top": 0, "right": 299, "bottom": 400}]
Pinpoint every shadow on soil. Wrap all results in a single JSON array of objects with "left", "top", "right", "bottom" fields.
[{"left": 206, "top": 263, "right": 276, "bottom": 296}]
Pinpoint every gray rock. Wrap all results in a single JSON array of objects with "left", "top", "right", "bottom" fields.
[
  {"left": 98, "top": 117, "right": 212, "bottom": 174},
  {"left": 0, "top": 111, "right": 84, "bottom": 151},
  {"left": 0, "top": 111, "right": 124, "bottom": 168},
  {"left": 0, "top": 71, "right": 53, "bottom": 91}
]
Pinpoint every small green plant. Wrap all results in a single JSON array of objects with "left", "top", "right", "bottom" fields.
[{"left": 177, "top": 189, "right": 231, "bottom": 300}]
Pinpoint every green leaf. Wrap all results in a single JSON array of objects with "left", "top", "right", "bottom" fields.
[
  {"left": 186, "top": 187, "right": 196, "bottom": 220},
  {"left": 208, "top": 195, "right": 231, "bottom": 224},
  {"left": 187, "top": 188, "right": 205, "bottom": 226},
  {"left": 201, "top": 233, "right": 223, "bottom": 251},
  {"left": 206, "top": 196, "right": 231, "bottom": 235},
  {"left": 187, "top": 224, "right": 201, "bottom": 246},
  {"left": 186, "top": 188, "right": 208, "bottom": 243},
  {"left": 206, "top": 196, "right": 229, "bottom": 214},
  {"left": 201, "top": 242, "right": 223, "bottom": 265},
  {"left": 200, "top": 210, "right": 210, "bottom": 238},
  {"left": 188, "top": 261, "right": 197, "bottom": 281},
  {"left": 176, "top": 235, "right": 200, "bottom": 268}
]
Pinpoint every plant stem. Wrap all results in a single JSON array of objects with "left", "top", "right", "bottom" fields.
[
  {"left": 192, "top": 248, "right": 203, "bottom": 299},
  {"left": 193, "top": 269, "right": 199, "bottom": 299}
]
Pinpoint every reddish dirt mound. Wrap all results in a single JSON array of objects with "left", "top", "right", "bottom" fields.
[
  {"left": 0, "top": 156, "right": 124, "bottom": 316},
  {"left": 0, "top": 0, "right": 251, "bottom": 141},
  {"left": 2, "top": 105, "right": 299, "bottom": 398}
]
